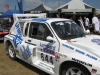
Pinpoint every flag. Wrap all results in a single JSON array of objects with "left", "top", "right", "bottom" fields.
[{"left": 17, "top": 0, "right": 24, "bottom": 14}]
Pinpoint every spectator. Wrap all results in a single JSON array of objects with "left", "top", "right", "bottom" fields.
[
  {"left": 84, "top": 16, "right": 90, "bottom": 30},
  {"left": 98, "top": 14, "right": 100, "bottom": 31},
  {"left": 92, "top": 12, "right": 99, "bottom": 34},
  {"left": 78, "top": 16, "right": 84, "bottom": 29},
  {"left": 56, "top": 13, "right": 60, "bottom": 18},
  {"left": 70, "top": 12, "right": 76, "bottom": 22}
]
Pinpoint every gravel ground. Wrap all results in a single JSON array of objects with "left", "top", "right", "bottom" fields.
[{"left": 0, "top": 41, "right": 49, "bottom": 75}]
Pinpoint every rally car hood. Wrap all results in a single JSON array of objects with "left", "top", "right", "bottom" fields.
[{"left": 63, "top": 35, "right": 100, "bottom": 58}]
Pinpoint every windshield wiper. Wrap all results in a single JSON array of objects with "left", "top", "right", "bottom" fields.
[{"left": 62, "top": 34, "right": 77, "bottom": 38}]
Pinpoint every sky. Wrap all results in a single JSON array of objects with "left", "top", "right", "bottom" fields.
[{"left": 0, "top": 0, "right": 100, "bottom": 12}]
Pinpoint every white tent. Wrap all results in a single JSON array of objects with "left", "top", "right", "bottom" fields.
[{"left": 56, "top": 0, "right": 94, "bottom": 12}]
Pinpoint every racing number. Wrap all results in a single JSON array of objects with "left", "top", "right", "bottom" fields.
[
  {"left": 45, "top": 55, "right": 49, "bottom": 62},
  {"left": 41, "top": 53, "right": 44, "bottom": 61},
  {"left": 41, "top": 53, "right": 53, "bottom": 64}
]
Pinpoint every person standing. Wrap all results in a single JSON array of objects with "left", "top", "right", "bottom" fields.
[
  {"left": 84, "top": 16, "right": 90, "bottom": 30},
  {"left": 70, "top": 12, "right": 77, "bottom": 23},
  {"left": 56, "top": 13, "right": 60, "bottom": 18},
  {"left": 92, "top": 13, "right": 100, "bottom": 34},
  {"left": 98, "top": 14, "right": 100, "bottom": 31},
  {"left": 78, "top": 16, "right": 83, "bottom": 23},
  {"left": 78, "top": 16, "right": 84, "bottom": 29}
]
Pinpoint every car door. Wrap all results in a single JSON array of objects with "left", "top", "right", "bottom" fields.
[
  {"left": 25, "top": 22, "right": 60, "bottom": 66},
  {"left": 15, "top": 22, "right": 35, "bottom": 64}
]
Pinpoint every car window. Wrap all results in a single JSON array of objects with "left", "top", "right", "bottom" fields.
[
  {"left": 51, "top": 21, "right": 85, "bottom": 40},
  {"left": 19, "top": 22, "right": 24, "bottom": 32},
  {"left": 29, "top": 22, "right": 53, "bottom": 41},
  {"left": 24, "top": 23, "right": 29, "bottom": 36}
]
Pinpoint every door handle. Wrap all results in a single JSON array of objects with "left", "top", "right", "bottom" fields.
[{"left": 28, "top": 40, "right": 31, "bottom": 42}]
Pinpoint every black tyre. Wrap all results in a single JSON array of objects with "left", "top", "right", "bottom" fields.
[
  {"left": 8, "top": 43, "right": 16, "bottom": 60},
  {"left": 61, "top": 63, "right": 91, "bottom": 75}
]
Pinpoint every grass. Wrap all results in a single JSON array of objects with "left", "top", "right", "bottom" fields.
[{"left": 0, "top": 41, "right": 49, "bottom": 75}]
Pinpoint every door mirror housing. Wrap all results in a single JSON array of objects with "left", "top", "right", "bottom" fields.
[{"left": 46, "top": 36, "right": 56, "bottom": 42}]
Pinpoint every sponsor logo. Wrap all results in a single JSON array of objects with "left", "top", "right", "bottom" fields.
[
  {"left": 38, "top": 62, "right": 52, "bottom": 70},
  {"left": 75, "top": 49, "right": 85, "bottom": 55},
  {"left": 92, "top": 38, "right": 100, "bottom": 45},
  {"left": 13, "top": 22, "right": 23, "bottom": 48},
  {"left": 72, "top": 58, "right": 92, "bottom": 67},
  {"left": 55, "top": 52, "right": 67, "bottom": 58},
  {"left": 86, "top": 54, "right": 97, "bottom": 60},
  {"left": 62, "top": 44, "right": 74, "bottom": 50},
  {"left": 20, "top": 45, "right": 32, "bottom": 60},
  {"left": 62, "top": 44, "right": 97, "bottom": 60},
  {"left": 13, "top": 35, "right": 22, "bottom": 48},
  {"left": 15, "top": 22, "right": 22, "bottom": 37},
  {"left": 40, "top": 42, "right": 56, "bottom": 55}
]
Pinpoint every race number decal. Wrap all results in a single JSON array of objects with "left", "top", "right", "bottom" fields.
[{"left": 41, "top": 53, "right": 53, "bottom": 64}]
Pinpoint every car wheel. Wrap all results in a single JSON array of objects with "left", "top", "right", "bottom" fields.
[
  {"left": 61, "top": 63, "right": 91, "bottom": 75},
  {"left": 8, "top": 43, "right": 16, "bottom": 60}
]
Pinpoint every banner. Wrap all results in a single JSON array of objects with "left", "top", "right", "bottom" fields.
[{"left": 17, "top": 0, "right": 24, "bottom": 14}]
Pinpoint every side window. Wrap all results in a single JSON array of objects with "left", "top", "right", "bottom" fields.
[
  {"left": 19, "top": 22, "right": 24, "bottom": 32},
  {"left": 29, "top": 22, "right": 38, "bottom": 38},
  {"left": 29, "top": 22, "right": 53, "bottom": 41},
  {"left": 25, "top": 23, "right": 29, "bottom": 36}
]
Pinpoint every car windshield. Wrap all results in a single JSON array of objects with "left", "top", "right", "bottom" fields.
[{"left": 51, "top": 20, "right": 85, "bottom": 40}]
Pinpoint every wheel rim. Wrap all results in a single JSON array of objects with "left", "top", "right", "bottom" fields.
[
  {"left": 66, "top": 67, "right": 84, "bottom": 75},
  {"left": 8, "top": 45, "right": 15, "bottom": 58}
]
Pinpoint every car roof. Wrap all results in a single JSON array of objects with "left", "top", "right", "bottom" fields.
[{"left": 19, "top": 18, "right": 70, "bottom": 23}]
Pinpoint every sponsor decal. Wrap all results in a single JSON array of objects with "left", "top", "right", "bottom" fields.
[
  {"left": 72, "top": 58, "right": 92, "bottom": 67},
  {"left": 15, "top": 22, "right": 22, "bottom": 37},
  {"left": 75, "top": 49, "right": 85, "bottom": 55},
  {"left": 91, "top": 38, "right": 100, "bottom": 45},
  {"left": 40, "top": 42, "right": 56, "bottom": 55},
  {"left": 13, "top": 35, "right": 22, "bottom": 48},
  {"left": 20, "top": 45, "right": 32, "bottom": 60},
  {"left": 38, "top": 62, "right": 52, "bottom": 71},
  {"left": 86, "top": 54, "right": 97, "bottom": 60},
  {"left": 62, "top": 44, "right": 74, "bottom": 50},
  {"left": 13, "top": 22, "right": 23, "bottom": 48},
  {"left": 55, "top": 58, "right": 59, "bottom": 62},
  {"left": 62, "top": 44, "right": 97, "bottom": 60},
  {"left": 55, "top": 52, "right": 67, "bottom": 62},
  {"left": 55, "top": 52, "right": 67, "bottom": 58},
  {"left": 55, "top": 55, "right": 60, "bottom": 62}
]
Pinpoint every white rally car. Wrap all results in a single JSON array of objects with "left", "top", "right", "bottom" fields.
[{"left": 4, "top": 14, "right": 100, "bottom": 75}]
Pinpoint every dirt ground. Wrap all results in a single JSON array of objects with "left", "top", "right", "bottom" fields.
[{"left": 0, "top": 41, "right": 49, "bottom": 75}]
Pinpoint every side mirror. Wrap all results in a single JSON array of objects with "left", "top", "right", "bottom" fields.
[{"left": 46, "top": 36, "right": 56, "bottom": 42}]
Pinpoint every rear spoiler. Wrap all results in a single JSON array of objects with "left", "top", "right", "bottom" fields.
[{"left": 13, "top": 13, "right": 47, "bottom": 21}]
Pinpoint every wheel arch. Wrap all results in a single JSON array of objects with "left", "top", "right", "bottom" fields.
[
  {"left": 5, "top": 40, "right": 14, "bottom": 50},
  {"left": 59, "top": 61, "right": 91, "bottom": 75}
]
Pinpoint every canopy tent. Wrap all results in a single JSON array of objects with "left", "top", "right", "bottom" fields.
[
  {"left": 55, "top": 0, "right": 94, "bottom": 13},
  {"left": 0, "top": 9, "right": 20, "bottom": 17},
  {"left": 96, "top": 9, "right": 100, "bottom": 14},
  {"left": 25, "top": 4, "right": 53, "bottom": 13}
]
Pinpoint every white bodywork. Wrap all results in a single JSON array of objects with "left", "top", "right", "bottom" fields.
[{"left": 4, "top": 14, "right": 100, "bottom": 75}]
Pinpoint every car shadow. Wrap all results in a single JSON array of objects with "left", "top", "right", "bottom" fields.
[
  {"left": 0, "top": 40, "right": 4, "bottom": 43},
  {"left": 16, "top": 58, "right": 50, "bottom": 75}
]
